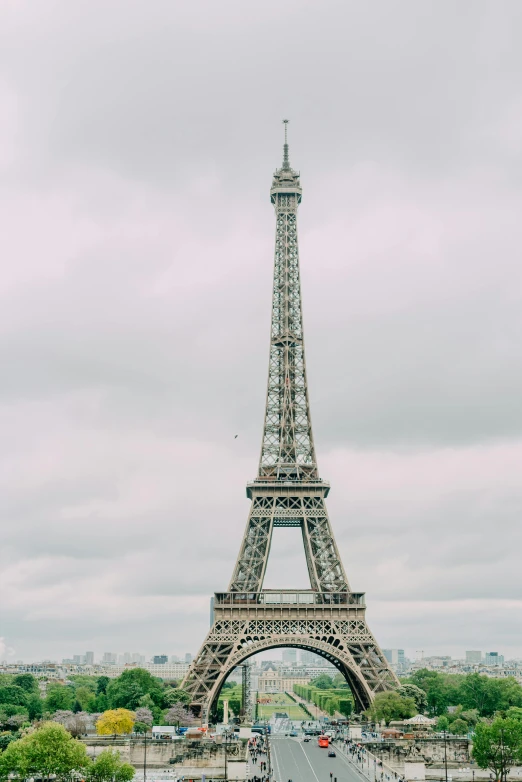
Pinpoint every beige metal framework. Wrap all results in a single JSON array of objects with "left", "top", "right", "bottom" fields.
[{"left": 182, "top": 128, "right": 398, "bottom": 721}]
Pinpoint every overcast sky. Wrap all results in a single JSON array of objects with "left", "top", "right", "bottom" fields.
[{"left": 1, "top": 0, "right": 522, "bottom": 665}]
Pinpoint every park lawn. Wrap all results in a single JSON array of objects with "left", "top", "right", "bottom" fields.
[{"left": 256, "top": 692, "right": 309, "bottom": 721}]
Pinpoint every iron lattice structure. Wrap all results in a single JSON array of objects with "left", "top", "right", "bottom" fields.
[{"left": 182, "top": 127, "right": 398, "bottom": 722}]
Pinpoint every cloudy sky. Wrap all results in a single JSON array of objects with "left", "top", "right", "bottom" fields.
[{"left": 1, "top": 0, "right": 522, "bottom": 664}]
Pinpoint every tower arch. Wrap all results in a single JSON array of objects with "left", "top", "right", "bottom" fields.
[{"left": 208, "top": 637, "right": 375, "bottom": 718}]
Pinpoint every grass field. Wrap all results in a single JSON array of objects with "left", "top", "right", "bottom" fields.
[{"left": 256, "top": 692, "right": 309, "bottom": 721}]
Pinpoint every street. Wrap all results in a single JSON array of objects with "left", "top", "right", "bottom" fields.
[{"left": 270, "top": 737, "right": 365, "bottom": 782}]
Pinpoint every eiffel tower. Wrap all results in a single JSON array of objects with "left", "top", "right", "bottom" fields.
[{"left": 182, "top": 123, "right": 398, "bottom": 721}]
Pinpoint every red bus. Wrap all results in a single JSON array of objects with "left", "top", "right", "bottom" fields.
[{"left": 318, "top": 735, "right": 329, "bottom": 748}]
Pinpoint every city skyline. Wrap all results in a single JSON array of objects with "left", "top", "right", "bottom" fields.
[{"left": 1, "top": 1, "right": 522, "bottom": 661}]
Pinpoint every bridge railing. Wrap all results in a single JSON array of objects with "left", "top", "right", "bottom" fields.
[{"left": 214, "top": 590, "right": 365, "bottom": 606}]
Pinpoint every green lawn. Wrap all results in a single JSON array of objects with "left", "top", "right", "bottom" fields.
[{"left": 256, "top": 692, "right": 309, "bottom": 721}]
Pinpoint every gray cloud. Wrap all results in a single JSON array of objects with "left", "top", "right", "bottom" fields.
[{"left": 0, "top": 0, "right": 521, "bottom": 662}]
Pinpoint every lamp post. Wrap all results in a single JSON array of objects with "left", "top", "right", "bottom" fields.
[
  {"left": 443, "top": 731, "right": 448, "bottom": 782},
  {"left": 143, "top": 730, "right": 148, "bottom": 782}
]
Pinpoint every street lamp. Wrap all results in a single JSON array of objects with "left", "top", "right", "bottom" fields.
[
  {"left": 443, "top": 731, "right": 448, "bottom": 782},
  {"left": 143, "top": 729, "right": 148, "bottom": 782}
]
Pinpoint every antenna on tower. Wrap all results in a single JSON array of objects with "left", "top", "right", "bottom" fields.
[{"left": 282, "top": 119, "right": 290, "bottom": 169}]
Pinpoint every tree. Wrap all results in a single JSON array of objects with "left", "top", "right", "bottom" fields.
[
  {"left": 92, "top": 693, "right": 109, "bottom": 713},
  {"left": 450, "top": 718, "right": 469, "bottom": 735},
  {"left": 87, "top": 749, "right": 134, "bottom": 782},
  {"left": 437, "top": 715, "right": 450, "bottom": 731},
  {"left": 408, "top": 670, "right": 455, "bottom": 716},
  {"left": 44, "top": 683, "right": 75, "bottom": 713},
  {"left": 339, "top": 698, "right": 353, "bottom": 718},
  {"left": 96, "top": 676, "right": 110, "bottom": 695},
  {"left": 365, "top": 692, "right": 416, "bottom": 725},
  {"left": 165, "top": 703, "right": 196, "bottom": 726},
  {"left": 164, "top": 688, "right": 191, "bottom": 706},
  {"left": 0, "top": 685, "right": 29, "bottom": 707},
  {"left": 134, "top": 707, "right": 153, "bottom": 726},
  {"left": 472, "top": 717, "right": 522, "bottom": 781},
  {"left": 12, "top": 674, "right": 39, "bottom": 694},
  {"left": 228, "top": 698, "right": 241, "bottom": 716},
  {"left": 332, "top": 673, "right": 349, "bottom": 689},
  {"left": 311, "top": 675, "right": 334, "bottom": 691},
  {"left": 52, "top": 710, "right": 89, "bottom": 738},
  {"left": 397, "top": 684, "right": 428, "bottom": 713},
  {"left": 75, "top": 686, "right": 96, "bottom": 711},
  {"left": 506, "top": 707, "right": 522, "bottom": 722},
  {"left": 0, "top": 721, "right": 90, "bottom": 781},
  {"left": 96, "top": 708, "right": 135, "bottom": 736},
  {"left": 27, "top": 693, "right": 44, "bottom": 720},
  {"left": 106, "top": 669, "right": 164, "bottom": 710}
]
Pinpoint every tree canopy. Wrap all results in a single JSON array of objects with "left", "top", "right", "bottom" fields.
[
  {"left": 310, "top": 674, "right": 334, "bottom": 690},
  {"left": 0, "top": 722, "right": 89, "bottom": 781},
  {"left": 106, "top": 668, "right": 164, "bottom": 710},
  {"left": 472, "top": 716, "right": 522, "bottom": 780},
  {"left": 365, "top": 691, "right": 416, "bottom": 725},
  {"left": 406, "top": 670, "right": 522, "bottom": 717},
  {"left": 96, "top": 708, "right": 135, "bottom": 736},
  {"left": 87, "top": 749, "right": 134, "bottom": 782}
]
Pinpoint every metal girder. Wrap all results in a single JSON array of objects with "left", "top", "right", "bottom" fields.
[{"left": 181, "top": 133, "right": 397, "bottom": 722}]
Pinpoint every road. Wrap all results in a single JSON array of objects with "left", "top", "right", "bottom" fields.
[{"left": 270, "top": 737, "right": 365, "bottom": 782}]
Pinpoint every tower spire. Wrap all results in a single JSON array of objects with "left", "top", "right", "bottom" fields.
[{"left": 282, "top": 118, "right": 290, "bottom": 169}]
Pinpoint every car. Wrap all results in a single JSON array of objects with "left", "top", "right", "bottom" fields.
[
  {"left": 303, "top": 737, "right": 310, "bottom": 742},
  {"left": 328, "top": 751, "right": 336, "bottom": 758},
  {"left": 290, "top": 731, "right": 298, "bottom": 737}
]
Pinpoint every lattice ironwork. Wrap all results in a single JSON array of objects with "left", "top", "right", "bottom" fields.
[{"left": 182, "top": 126, "right": 398, "bottom": 723}]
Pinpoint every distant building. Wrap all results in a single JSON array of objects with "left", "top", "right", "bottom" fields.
[
  {"left": 102, "top": 653, "right": 117, "bottom": 664},
  {"left": 85, "top": 651, "right": 94, "bottom": 665},
  {"left": 282, "top": 649, "right": 297, "bottom": 664},
  {"left": 153, "top": 655, "right": 168, "bottom": 664},
  {"left": 383, "top": 649, "right": 406, "bottom": 671},
  {"left": 258, "top": 671, "right": 311, "bottom": 693},
  {"left": 97, "top": 661, "right": 190, "bottom": 680},
  {"left": 485, "top": 652, "right": 504, "bottom": 667},
  {"left": 300, "top": 650, "right": 318, "bottom": 665},
  {"left": 185, "top": 653, "right": 193, "bottom": 663},
  {"left": 466, "top": 651, "right": 482, "bottom": 664}
]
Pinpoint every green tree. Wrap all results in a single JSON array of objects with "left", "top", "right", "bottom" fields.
[
  {"left": 506, "top": 707, "right": 522, "bottom": 722},
  {"left": 228, "top": 698, "right": 241, "bottom": 716},
  {"left": 339, "top": 698, "right": 353, "bottom": 717},
  {"left": 397, "top": 684, "right": 428, "bottom": 713},
  {"left": 27, "top": 693, "right": 44, "bottom": 720},
  {"left": 472, "top": 717, "right": 522, "bottom": 781},
  {"left": 0, "top": 721, "right": 90, "bottom": 781},
  {"left": 106, "top": 669, "right": 164, "bottom": 710},
  {"left": 450, "top": 718, "right": 469, "bottom": 735},
  {"left": 0, "top": 686, "right": 28, "bottom": 707},
  {"left": 87, "top": 749, "right": 134, "bottom": 782},
  {"left": 164, "top": 688, "right": 191, "bottom": 706},
  {"left": 409, "top": 670, "right": 452, "bottom": 716},
  {"left": 332, "top": 673, "right": 349, "bottom": 689},
  {"left": 12, "top": 674, "right": 39, "bottom": 694},
  {"left": 96, "top": 676, "right": 110, "bottom": 695},
  {"left": 92, "top": 693, "right": 109, "bottom": 713},
  {"left": 45, "top": 684, "right": 75, "bottom": 713},
  {"left": 311, "top": 675, "right": 334, "bottom": 690},
  {"left": 365, "top": 692, "right": 416, "bottom": 725},
  {"left": 437, "top": 715, "right": 450, "bottom": 731},
  {"left": 74, "top": 686, "right": 94, "bottom": 711},
  {"left": 458, "top": 674, "right": 522, "bottom": 717}
]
